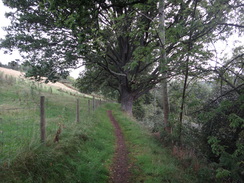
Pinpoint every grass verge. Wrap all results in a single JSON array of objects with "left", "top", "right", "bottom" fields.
[{"left": 110, "top": 103, "right": 197, "bottom": 183}]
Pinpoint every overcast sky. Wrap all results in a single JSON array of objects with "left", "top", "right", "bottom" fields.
[
  {"left": 0, "top": 0, "right": 22, "bottom": 65},
  {"left": 0, "top": 0, "right": 243, "bottom": 78}
]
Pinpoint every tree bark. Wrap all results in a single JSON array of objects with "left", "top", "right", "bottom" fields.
[
  {"left": 179, "top": 59, "right": 189, "bottom": 145},
  {"left": 159, "top": 0, "right": 171, "bottom": 133},
  {"left": 120, "top": 86, "right": 134, "bottom": 116},
  {"left": 162, "top": 77, "right": 170, "bottom": 133}
]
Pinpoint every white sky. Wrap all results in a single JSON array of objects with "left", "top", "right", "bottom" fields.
[
  {"left": 0, "top": 0, "right": 22, "bottom": 64},
  {"left": 0, "top": 1, "right": 243, "bottom": 78}
]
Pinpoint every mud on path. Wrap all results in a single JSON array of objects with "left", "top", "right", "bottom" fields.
[{"left": 107, "top": 110, "right": 131, "bottom": 183}]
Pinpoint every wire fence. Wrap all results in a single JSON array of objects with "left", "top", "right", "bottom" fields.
[
  {"left": 0, "top": 72, "right": 110, "bottom": 164},
  {"left": 0, "top": 93, "right": 106, "bottom": 164},
  {"left": 0, "top": 100, "right": 39, "bottom": 162}
]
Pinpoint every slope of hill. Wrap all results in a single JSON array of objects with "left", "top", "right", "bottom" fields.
[
  {"left": 0, "top": 71, "right": 115, "bottom": 182},
  {"left": 0, "top": 67, "right": 94, "bottom": 98},
  {"left": 0, "top": 71, "right": 199, "bottom": 183}
]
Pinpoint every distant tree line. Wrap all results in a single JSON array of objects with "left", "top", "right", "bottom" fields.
[{"left": 0, "top": 60, "right": 23, "bottom": 71}]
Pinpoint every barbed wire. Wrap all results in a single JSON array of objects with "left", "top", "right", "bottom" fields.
[{"left": 0, "top": 107, "right": 39, "bottom": 111}]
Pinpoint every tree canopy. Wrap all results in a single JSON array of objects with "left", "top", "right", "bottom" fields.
[{"left": 0, "top": 0, "right": 243, "bottom": 114}]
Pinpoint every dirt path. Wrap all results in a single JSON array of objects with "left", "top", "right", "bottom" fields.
[{"left": 107, "top": 110, "right": 130, "bottom": 183}]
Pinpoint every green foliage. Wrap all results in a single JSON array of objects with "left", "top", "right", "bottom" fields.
[
  {"left": 75, "top": 66, "right": 120, "bottom": 100},
  {"left": 132, "top": 92, "right": 154, "bottom": 120},
  {"left": 132, "top": 99, "right": 145, "bottom": 120},
  {"left": 131, "top": 90, "right": 166, "bottom": 131},
  {"left": 1, "top": 0, "right": 240, "bottom": 112},
  {"left": 207, "top": 141, "right": 244, "bottom": 182},
  {"left": 167, "top": 80, "right": 212, "bottom": 115},
  {"left": 137, "top": 75, "right": 243, "bottom": 182},
  {"left": 229, "top": 113, "right": 244, "bottom": 128},
  {"left": 215, "top": 168, "right": 231, "bottom": 179},
  {"left": 208, "top": 137, "right": 226, "bottom": 156},
  {"left": 202, "top": 93, "right": 244, "bottom": 182}
]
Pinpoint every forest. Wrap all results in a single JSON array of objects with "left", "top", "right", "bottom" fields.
[{"left": 0, "top": 0, "right": 243, "bottom": 182}]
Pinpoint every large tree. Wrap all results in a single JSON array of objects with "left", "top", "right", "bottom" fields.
[{"left": 1, "top": 0, "right": 242, "bottom": 115}]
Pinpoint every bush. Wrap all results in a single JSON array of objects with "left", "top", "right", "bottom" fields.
[{"left": 200, "top": 93, "right": 244, "bottom": 182}]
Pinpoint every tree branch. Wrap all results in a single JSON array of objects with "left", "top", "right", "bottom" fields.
[
  {"left": 190, "top": 83, "right": 244, "bottom": 115},
  {"left": 219, "top": 23, "right": 244, "bottom": 29}
]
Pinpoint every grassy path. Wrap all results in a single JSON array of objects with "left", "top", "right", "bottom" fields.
[
  {"left": 109, "top": 104, "right": 197, "bottom": 183},
  {"left": 1, "top": 98, "right": 197, "bottom": 182},
  {"left": 107, "top": 110, "right": 130, "bottom": 183}
]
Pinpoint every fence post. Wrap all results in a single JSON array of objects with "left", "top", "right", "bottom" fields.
[
  {"left": 40, "top": 96, "right": 46, "bottom": 143},
  {"left": 88, "top": 99, "right": 90, "bottom": 113},
  {"left": 76, "top": 99, "right": 80, "bottom": 123},
  {"left": 92, "top": 96, "right": 95, "bottom": 111}
]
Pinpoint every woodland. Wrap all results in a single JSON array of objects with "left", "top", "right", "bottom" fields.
[{"left": 0, "top": 0, "right": 243, "bottom": 182}]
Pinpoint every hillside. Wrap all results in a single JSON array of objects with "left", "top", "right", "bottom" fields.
[
  {"left": 0, "top": 67, "right": 201, "bottom": 183},
  {"left": 0, "top": 67, "right": 93, "bottom": 98}
]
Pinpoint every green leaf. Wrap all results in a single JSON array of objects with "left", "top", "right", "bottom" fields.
[
  {"left": 208, "top": 136, "right": 225, "bottom": 156},
  {"left": 229, "top": 113, "right": 244, "bottom": 128},
  {"left": 216, "top": 168, "right": 231, "bottom": 179}
]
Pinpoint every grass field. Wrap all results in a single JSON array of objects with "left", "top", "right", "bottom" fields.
[
  {"left": 0, "top": 72, "right": 93, "bottom": 163},
  {"left": 0, "top": 71, "right": 116, "bottom": 182}
]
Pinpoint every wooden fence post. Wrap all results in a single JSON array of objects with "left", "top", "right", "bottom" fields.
[
  {"left": 88, "top": 100, "right": 90, "bottom": 113},
  {"left": 40, "top": 96, "right": 46, "bottom": 143},
  {"left": 76, "top": 99, "right": 80, "bottom": 123},
  {"left": 92, "top": 96, "right": 95, "bottom": 111}
]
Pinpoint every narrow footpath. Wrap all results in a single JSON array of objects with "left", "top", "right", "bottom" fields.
[{"left": 107, "top": 110, "right": 130, "bottom": 183}]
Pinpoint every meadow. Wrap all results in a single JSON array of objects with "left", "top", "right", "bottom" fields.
[
  {"left": 0, "top": 72, "right": 97, "bottom": 163},
  {"left": 0, "top": 71, "right": 116, "bottom": 182}
]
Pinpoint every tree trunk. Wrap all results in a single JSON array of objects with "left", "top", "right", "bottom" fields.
[
  {"left": 179, "top": 59, "right": 189, "bottom": 145},
  {"left": 159, "top": 0, "right": 171, "bottom": 133},
  {"left": 120, "top": 86, "right": 134, "bottom": 116},
  {"left": 161, "top": 78, "right": 170, "bottom": 133},
  {"left": 178, "top": 0, "right": 198, "bottom": 146}
]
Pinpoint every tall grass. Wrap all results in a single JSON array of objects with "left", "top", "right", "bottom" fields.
[
  {"left": 0, "top": 106, "right": 116, "bottom": 182},
  {"left": 0, "top": 73, "right": 98, "bottom": 162},
  {"left": 0, "top": 74, "right": 116, "bottom": 182}
]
